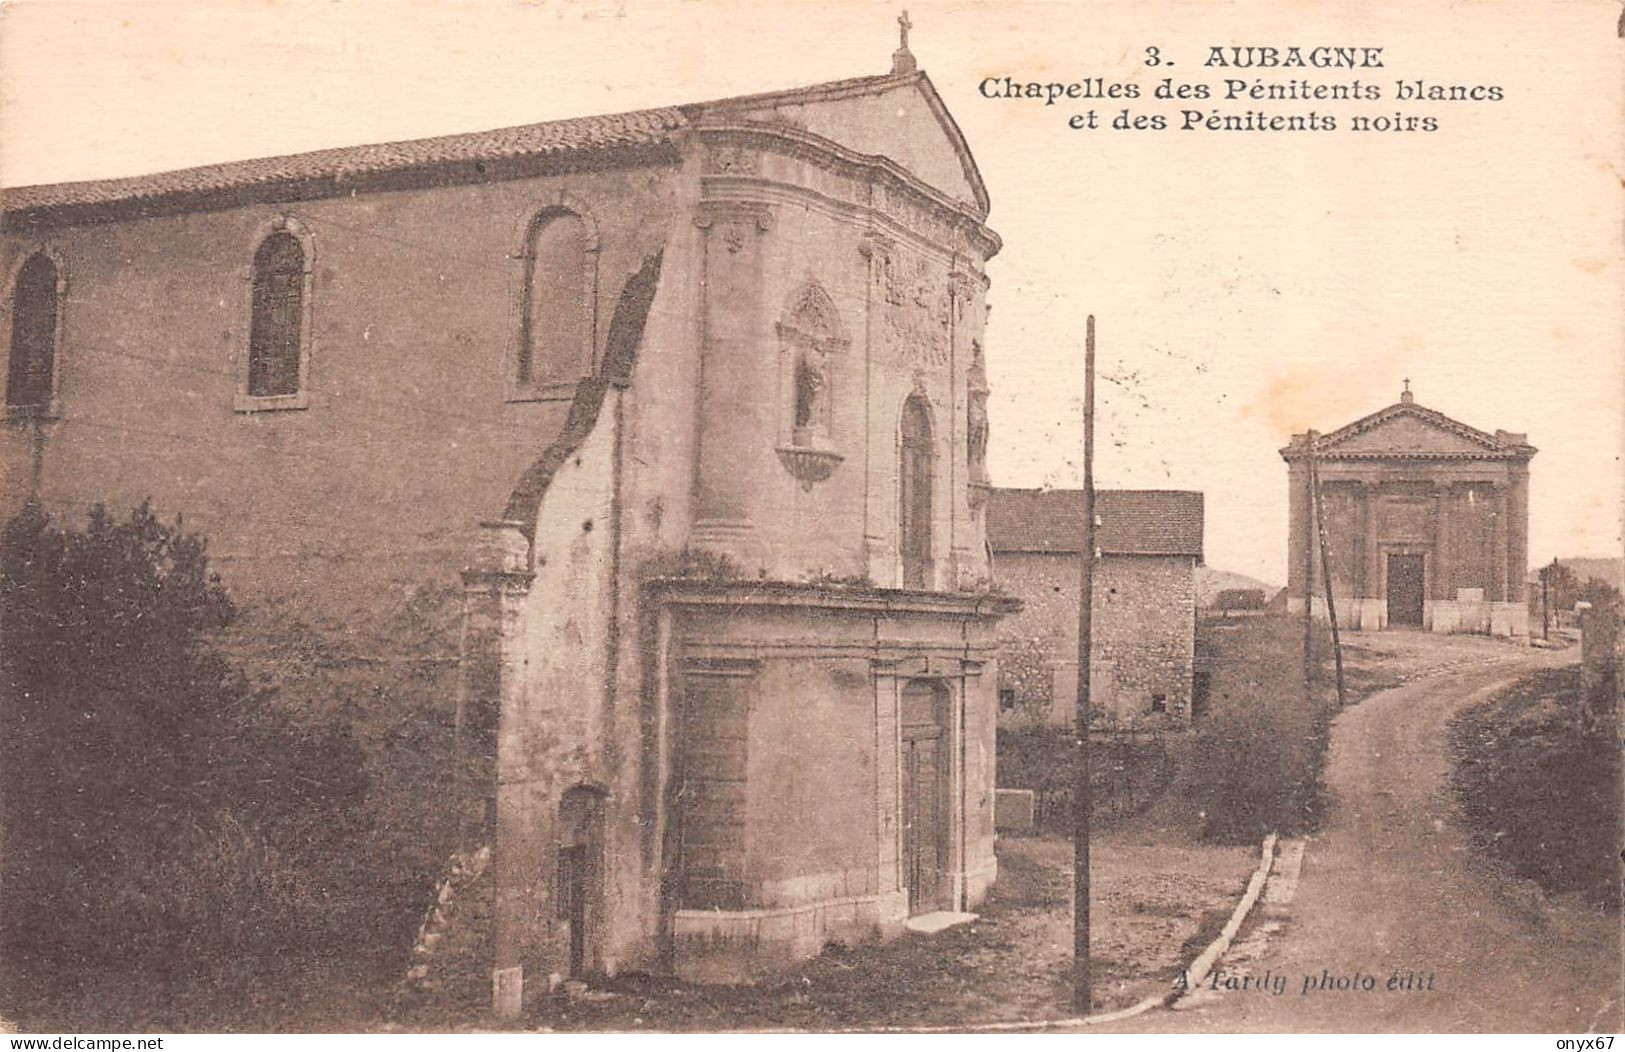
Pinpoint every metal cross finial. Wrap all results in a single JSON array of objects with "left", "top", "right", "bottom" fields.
[
  {"left": 899, "top": 10, "right": 912, "bottom": 50},
  {"left": 1403, "top": 377, "right": 1411, "bottom": 392}
]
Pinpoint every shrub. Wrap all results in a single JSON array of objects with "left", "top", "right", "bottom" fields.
[
  {"left": 0, "top": 501, "right": 369, "bottom": 975},
  {"left": 1451, "top": 666, "right": 1620, "bottom": 911},
  {"left": 1184, "top": 615, "right": 1336, "bottom": 842}
]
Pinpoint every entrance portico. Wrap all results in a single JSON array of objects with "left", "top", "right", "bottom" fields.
[{"left": 1283, "top": 386, "right": 1535, "bottom": 638}]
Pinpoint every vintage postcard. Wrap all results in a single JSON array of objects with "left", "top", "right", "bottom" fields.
[{"left": 0, "top": 0, "right": 1619, "bottom": 1038}]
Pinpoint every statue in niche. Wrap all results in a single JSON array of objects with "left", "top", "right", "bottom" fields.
[
  {"left": 967, "top": 393, "right": 989, "bottom": 479},
  {"left": 793, "top": 345, "right": 830, "bottom": 444},
  {"left": 967, "top": 342, "right": 990, "bottom": 481}
]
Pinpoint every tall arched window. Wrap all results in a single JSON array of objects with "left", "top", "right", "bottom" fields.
[
  {"left": 247, "top": 232, "right": 306, "bottom": 398},
  {"left": 899, "top": 395, "right": 935, "bottom": 588},
  {"left": 519, "top": 210, "right": 593, "bottom": 387},
  {"left": 6, "top": 252, "right": 60, "bottom": 409}
]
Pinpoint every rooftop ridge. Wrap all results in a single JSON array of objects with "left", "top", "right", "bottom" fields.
[{"left": 3, "top": 67, "right": 995, "bottom": 223}]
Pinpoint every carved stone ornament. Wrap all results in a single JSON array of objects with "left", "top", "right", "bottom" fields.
[
  {"left": 776, "top": 445, "right": 844, "bottom": 491},
  {"left": 707, "top": 145, "right": 759, "bottom": 175},
  {"left": 693, "top": 201, "right": 775, "bottom": 256}
]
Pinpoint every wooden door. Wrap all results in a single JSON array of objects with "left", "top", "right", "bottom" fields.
[
  {"left": 557, "top": 786, "right": 604, "bottom": 978},
  {"left": 901, "top": 684, "right": 949, "bottom": 915},
  {"left": 556, "top": 844, "right": 587, "bottom": 976},
  {"left": 1387, "top": 553, "right": 1425, "bottom": 626}
]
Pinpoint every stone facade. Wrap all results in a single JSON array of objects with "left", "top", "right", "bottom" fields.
[
  {"left": 987, "top": 489, "right": 1204, "bottom": 724},
  {"left": 1282, "top": 387, "right": 1536, "bottom": 637},
  {"left": 2, "top": 46, "right": 1011, "bottom": 1006}
]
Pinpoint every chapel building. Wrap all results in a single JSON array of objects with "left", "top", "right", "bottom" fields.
[
  {"left": 1, "top": 34, "right": 1012, "bottom": 1004},
  {"left": 1281, "top": 386, "right": 1535, "bottom": 637}
]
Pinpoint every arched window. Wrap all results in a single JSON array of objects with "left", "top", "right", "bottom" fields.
[
  {"left": 247, "top": 232, "right": 306, "bottom": 398},
  {"left": 519, "top": 210, "right": 593, "bottom": 387},
  {"left": 6, "top": 253, "right": 60, "bottom": 409},
  {"left": 899, "top": 395, "right": 935, "bottom": 588}
]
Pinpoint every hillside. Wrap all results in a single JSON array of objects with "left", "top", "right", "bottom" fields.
[{"left": 1196, "top": 566, "right": 1283, "bottom": 608}]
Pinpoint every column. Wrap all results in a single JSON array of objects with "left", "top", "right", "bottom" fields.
[
  {"left": 1286, "top": 461, "right": 1310, "bottom": 601},
  {"left": 1491, "top": 482, "right": 1509, "bottom": 603}
]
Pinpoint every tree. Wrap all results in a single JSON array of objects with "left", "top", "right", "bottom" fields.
[{"left": 1, "top": 501, "right": 366, "bottom": 969}]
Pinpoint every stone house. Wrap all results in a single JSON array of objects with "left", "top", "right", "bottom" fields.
[
  {"left": 1, "top": 39, "right": 1014, "bottom": 1003},
  {"left": 987, "top": 488, "right": 1204, "bottom": 724},
  {"left": 1282, "top": 386, "right": 1535, "bottom": 636}
]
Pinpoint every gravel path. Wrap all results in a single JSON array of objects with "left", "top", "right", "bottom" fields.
[{"left": 1105, "top": 634, "right": 1620, "bottom": 1033}]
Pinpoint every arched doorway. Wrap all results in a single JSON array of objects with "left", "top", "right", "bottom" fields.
[
  {"left": 900, "top": 680, "right": 951, "bottom": 915},
  {"left": 557, "top": 786, "right": 606, "bottom": 977},
  {"left": 899, "top": 395, "right": 934, "bottom": 588}
]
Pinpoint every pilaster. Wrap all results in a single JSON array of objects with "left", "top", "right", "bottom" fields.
[
  {"left": 457, "top": 521, "right": 536, "bottom": 1015},
  {"left": 690, "top": 200, "right": 775, "bottom": 565},
  {"left": 1433, "top": 481, "right": 1454, "bottom": 600},
  {"left": 1507, "top": 468, "right": 1530, "bottom": 602},
  {"left": 1361, "top": 480, "right": 1381, "bottom": 597}
]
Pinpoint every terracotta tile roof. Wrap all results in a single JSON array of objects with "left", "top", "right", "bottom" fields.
[
  {"left": 2, "top": 106, "right": 689, "bottom": 216},
  {"left": 987, "top": 487, "right": 1204, "bottom": 559},
  {"left": 3, "top": 68, "right": 993, "bottom": 224}
]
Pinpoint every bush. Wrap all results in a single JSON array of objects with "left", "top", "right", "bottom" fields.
[
  {"left": 1451, "top": 666, "right": 1620, "bottom": 911},
  {"left": 0, "top": 501, "right": 369, "bottom": 975},
  {"left": 1184, "top": 615, "right": 1336, "bottom": 842}
]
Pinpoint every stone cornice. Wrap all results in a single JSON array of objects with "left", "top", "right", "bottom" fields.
[
  {"left": 690, "top": 122, "right": 1000, "bottom": 260},
  {"left": 646, "top": 577, "right": 1020, "bottom": 618},
  {"left": 1281, "top": 448, "right": 1535, "bottom": 464}
]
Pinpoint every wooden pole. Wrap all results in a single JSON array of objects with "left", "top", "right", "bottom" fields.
[
  {"left": 1309, "top": 445, "right": 1347, "bottom": 706},
  {"left": 1072, "top": 314, "right": 1096, "bottom": 1014},
  {"left": 1302, "top": 431, "right": 1317, "bottom": 703}
]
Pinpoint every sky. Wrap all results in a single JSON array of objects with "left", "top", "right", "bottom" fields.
[{"left": 2, "top": 0, "right": 1620, "bottom": 583}]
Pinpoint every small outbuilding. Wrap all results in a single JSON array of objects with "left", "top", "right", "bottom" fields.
[{"left": 988, "top": 488, "right": 1204, "bottom": 724}]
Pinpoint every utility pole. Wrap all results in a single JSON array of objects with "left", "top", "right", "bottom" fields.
[
  {"left": 1072, "top": 314, "right": 1097, "bottom": 1015},
  {"left": 1301, "top": 430, "right": 1318, "bottom": 703},
  {"left": 1308, "top": 442, "right": 1347, "bottom": 706}
]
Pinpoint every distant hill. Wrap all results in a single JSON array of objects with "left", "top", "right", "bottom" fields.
[
  {"left": 1197, "top": 566, "right": 1283, "bottom": 608},
  {"left": 1527, "top": 557, "right": 1624, "bottom": 588}
]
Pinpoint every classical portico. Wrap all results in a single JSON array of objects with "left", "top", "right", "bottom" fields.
[{"left": 1282, "top": 386, "right": 1535, "bottom": 637}]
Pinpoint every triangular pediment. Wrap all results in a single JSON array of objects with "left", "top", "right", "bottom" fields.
[
  {"left": 693, "top": 72, "right": 989, "bottom": 215},
  {"left": 1315, "top": 402, "right": 1510, "bottom": 457}
]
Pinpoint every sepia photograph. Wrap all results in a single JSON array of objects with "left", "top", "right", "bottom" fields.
[{"left": 0, "top": 0, "right": 1620, "bottom": 1038}]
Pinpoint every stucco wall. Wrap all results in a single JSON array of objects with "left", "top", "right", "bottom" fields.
[
  {"left": 2, "top": 164, "right": 679, "bottom": 705},
  {"left": 1, "top": 161, "right": 683, "bottom": 972}
]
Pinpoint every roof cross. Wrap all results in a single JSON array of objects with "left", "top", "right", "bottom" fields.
[{"left": 890, "top": 9, "right": 918, "bottom": 73}]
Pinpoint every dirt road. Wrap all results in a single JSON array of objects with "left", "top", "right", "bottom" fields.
[{"left": 1112, "top": 634, "right": 1621, "bottom": 1034}]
